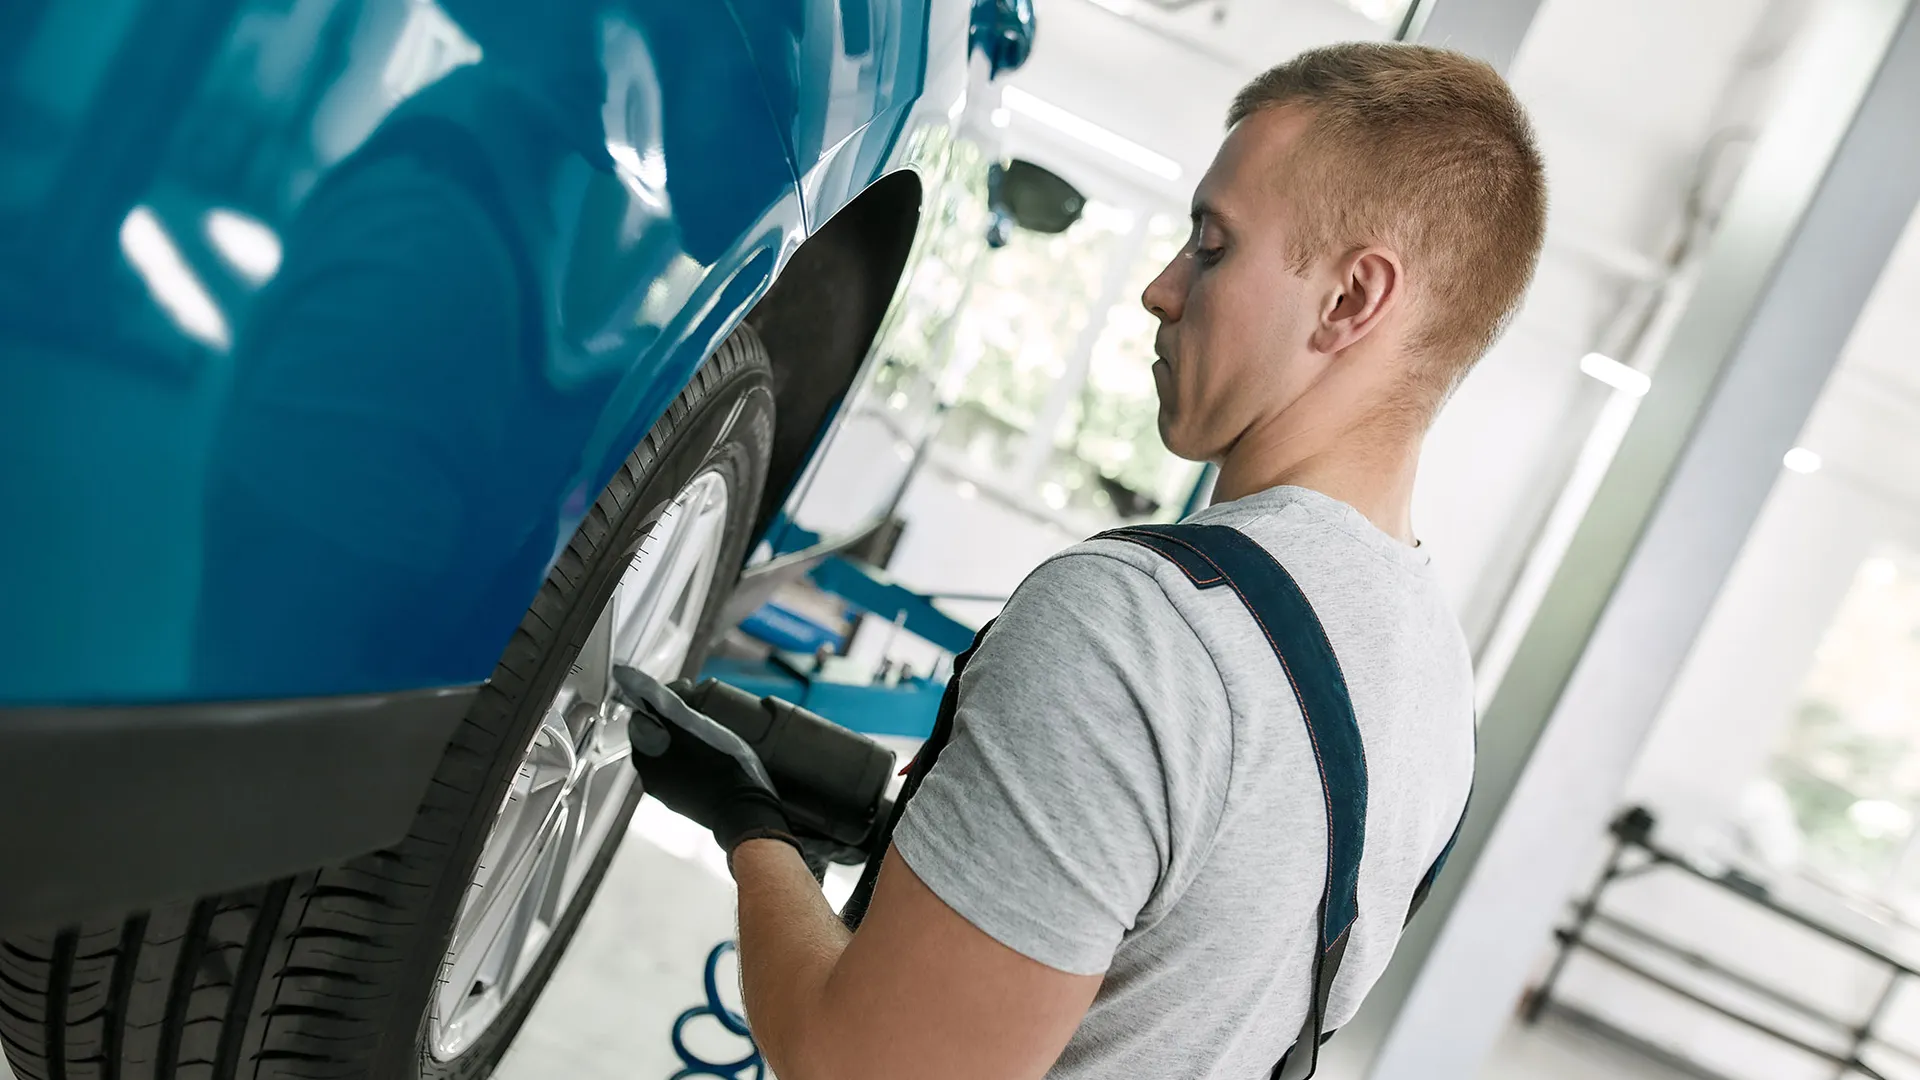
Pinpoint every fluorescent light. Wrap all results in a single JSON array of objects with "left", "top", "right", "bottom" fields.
[
  {"left": 1579, "top": 352, "right": 1651, "bottom": 397},
  {"left": 120, "top": 205, "right": 229, "bottom": 350},
  {"left": 1783, "top": 447, "right": 1822, "bottom": 474},
  {"left": 1338, "top": 0, "right": 1407, "bottom": 23},
  {"left": 1000, "top": 86, "right": 1182, "bottom": 181},
  {"left": 204, "top": 208, "right": 282, "bottom": 285},
  {"left": 990, "top": 107, "right": 1011, "bottom": 129}
]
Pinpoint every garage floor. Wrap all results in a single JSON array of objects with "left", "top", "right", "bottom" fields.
[
  {"left": 1482, "top": 1011, "right": 1709, "bottom": 1080},
  {"left": 0, "top": 813, "right": 1699, "bottom": 1080},
  {"left": 493, "top": 798, "right": 749, "bottom": 1080}
]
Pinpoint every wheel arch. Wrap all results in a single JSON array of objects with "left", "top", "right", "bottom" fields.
[{"left": 744, "top": 168, "right": 924, "bottom": 536}]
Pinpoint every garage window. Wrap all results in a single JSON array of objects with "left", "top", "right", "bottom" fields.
[
  {"left": 865, "top": 144, "right": 1202, "bottom": 533},
  {"left": 1764, "top": 547, "right": 1920, "bottom": 913}
]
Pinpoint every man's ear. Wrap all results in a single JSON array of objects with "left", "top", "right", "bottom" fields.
[{"left": 1308, "top": 248, "right": 1402, "bottom": 355}]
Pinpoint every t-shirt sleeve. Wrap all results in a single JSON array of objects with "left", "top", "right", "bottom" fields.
[{"left": 890, "top": 549, "right": 1229, "bottom": 976}]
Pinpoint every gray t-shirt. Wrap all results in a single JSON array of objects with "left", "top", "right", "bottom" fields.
[{"left": 891, "top": 485, "right": 1475, "bottom": 1079}]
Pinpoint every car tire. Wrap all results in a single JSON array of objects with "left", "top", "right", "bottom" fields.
[{"left": 0, "top": 326, "right": 775, "bottom": 1080}]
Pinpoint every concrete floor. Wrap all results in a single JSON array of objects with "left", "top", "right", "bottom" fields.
[
  {"left": 1482, "top": 1010, "right": 1708, "bottom": 1080},
  {"left": 0, "top": 813, "right": 1703, "bottom": 1080},
  {"left": 494, "top": 798, "right": 749, "bottom": 1080}
]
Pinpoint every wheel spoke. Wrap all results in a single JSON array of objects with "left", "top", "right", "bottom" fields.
[
  {"left": 497, "top": 803, "right": 566, "bottom": 993},
  {"left": 538, "top": 785, "right": 583, "bottom": 924},
  {"left": 609, "top": 517, "right": 682, "bottom": 669},
  {"left": 611, "top": 472, "right": 728, "bottom": 680},
  {"left": 437, "top": 779, "right": 566, "bottom": 1045},
  {"left": 559, "top": 712, "right": 637, "bottom": 905},
  {"left": 634, "top": 619, "right": 696, "bottom": 679},
  {"left": 569, "top": 598, "right": 617, "bottom": 709}
]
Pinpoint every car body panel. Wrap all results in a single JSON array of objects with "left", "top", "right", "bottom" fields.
[
  {"left": 0, "top": 0, "right": 984, "bottom": 707},
  {"left": 727, "top": 0, "right": 930, "bottom": 232},
  {"left": 0, "top": 0, "right": 1045, "bottom": 929}
]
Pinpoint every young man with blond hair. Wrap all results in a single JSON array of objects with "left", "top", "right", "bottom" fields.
[{"left": 635, "top": 42, "right": 1547, "bottom": 1079}]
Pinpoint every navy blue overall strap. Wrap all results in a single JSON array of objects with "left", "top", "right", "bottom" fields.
[
  {"left": 840, "top": 619, "right": 996, "bottom": 931},
  {"left": 1100, "top": 523, "right": 1364, "bottom": 1080},
  {"left": 1407, "top": 788, "right": 1467, "bottom": 924}
]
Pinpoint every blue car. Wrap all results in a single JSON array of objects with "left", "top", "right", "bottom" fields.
[{"left": 0, "top": 0, "right": 1034, "bottom": 1074}]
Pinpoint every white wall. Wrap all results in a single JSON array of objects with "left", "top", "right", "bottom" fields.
[
  {"left": 1514, "top": 189, "right": 1920, "bottom": 1080},
  {"left": 1622, "top": 472, "right": 1893, "bottom": 844},
  {"left": 1421, "top": 0, "right": 1806, "bottom": 640},
  {"left": 1587, "top": 188, "right": 1920, "bottom": 899}
]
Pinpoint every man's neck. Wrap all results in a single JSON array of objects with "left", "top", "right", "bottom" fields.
[{"left": 1212, "top": 413, "right": 1423, "bottom": 547}]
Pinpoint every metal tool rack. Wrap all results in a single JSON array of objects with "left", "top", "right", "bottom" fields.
[{"left": 1527, "top": 807, "right": 1920, "bottom": 1080}]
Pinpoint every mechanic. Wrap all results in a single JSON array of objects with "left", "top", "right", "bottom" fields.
[{"left": 634, "top": 42, "right": 1546, "bottom": 1079}]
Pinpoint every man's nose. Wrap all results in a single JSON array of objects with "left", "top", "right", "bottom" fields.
[{"left": 1142, "top": 260, "right": 1182, "bottom": 323}]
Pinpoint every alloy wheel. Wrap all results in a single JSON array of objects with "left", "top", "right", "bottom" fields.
[{"left": 427, "top": 469, "right": 732, "bottom": 1061}]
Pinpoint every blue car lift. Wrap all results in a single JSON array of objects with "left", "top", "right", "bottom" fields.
[{"left": 697, "top": 514, "right": 983, "bottom": 741}]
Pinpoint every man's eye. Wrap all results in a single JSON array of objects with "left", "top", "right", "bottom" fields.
[{"left": 1194, "top": 246, "right": 1224, "bottom": 267}]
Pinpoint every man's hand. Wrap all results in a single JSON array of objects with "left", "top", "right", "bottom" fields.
[
  {"left": 614, "top": 665, "right": 802, "bottom": 861},
  {"left": 619, "top": 666, "right": 1101, "bottom": 1079}
]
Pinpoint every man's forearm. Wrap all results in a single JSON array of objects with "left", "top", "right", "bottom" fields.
[{"left": 733, "top": 838, "right": 852, "bottom": 1080}]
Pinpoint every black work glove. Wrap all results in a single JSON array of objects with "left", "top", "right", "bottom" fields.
[{"left": 615, "top": 666, "right": 803, "bottom": 865}]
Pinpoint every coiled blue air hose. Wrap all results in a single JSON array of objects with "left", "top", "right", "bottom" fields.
[{"left": 668, "top": 941, "right": 763, "bottom": 1080}]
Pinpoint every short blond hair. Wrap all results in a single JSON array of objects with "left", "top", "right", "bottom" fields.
[{"left": 1230, "top": 43, "right": 1547, "bottom": 402}]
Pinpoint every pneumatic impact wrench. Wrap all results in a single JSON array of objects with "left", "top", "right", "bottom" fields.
[{"left": 613, "top": 664, "right": 899, "bottom": 880}]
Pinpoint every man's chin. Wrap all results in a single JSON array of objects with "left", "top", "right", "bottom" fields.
[{"left": 1156, "top": 411, "right": 1194, "bottom": 461}]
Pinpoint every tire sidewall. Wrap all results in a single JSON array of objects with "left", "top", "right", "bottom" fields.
[{"left": 397, "top": 347, "right": 774, "bottom": 1079}]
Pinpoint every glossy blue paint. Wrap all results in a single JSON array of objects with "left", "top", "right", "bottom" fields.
[
  {"left": 0, "top": 0, "right": 971, "bottom": 706},
  {"left": 729, "top": 0, "right": 926, "bottom": 229}
]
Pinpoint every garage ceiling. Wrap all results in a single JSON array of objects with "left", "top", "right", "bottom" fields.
[{"left": 999, "top": 0, "right": 1389, "bottom": 203}]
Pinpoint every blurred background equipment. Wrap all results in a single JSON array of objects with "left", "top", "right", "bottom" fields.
[{"left": 986, "top": 157, "right": 1087, "bottom": 246}]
